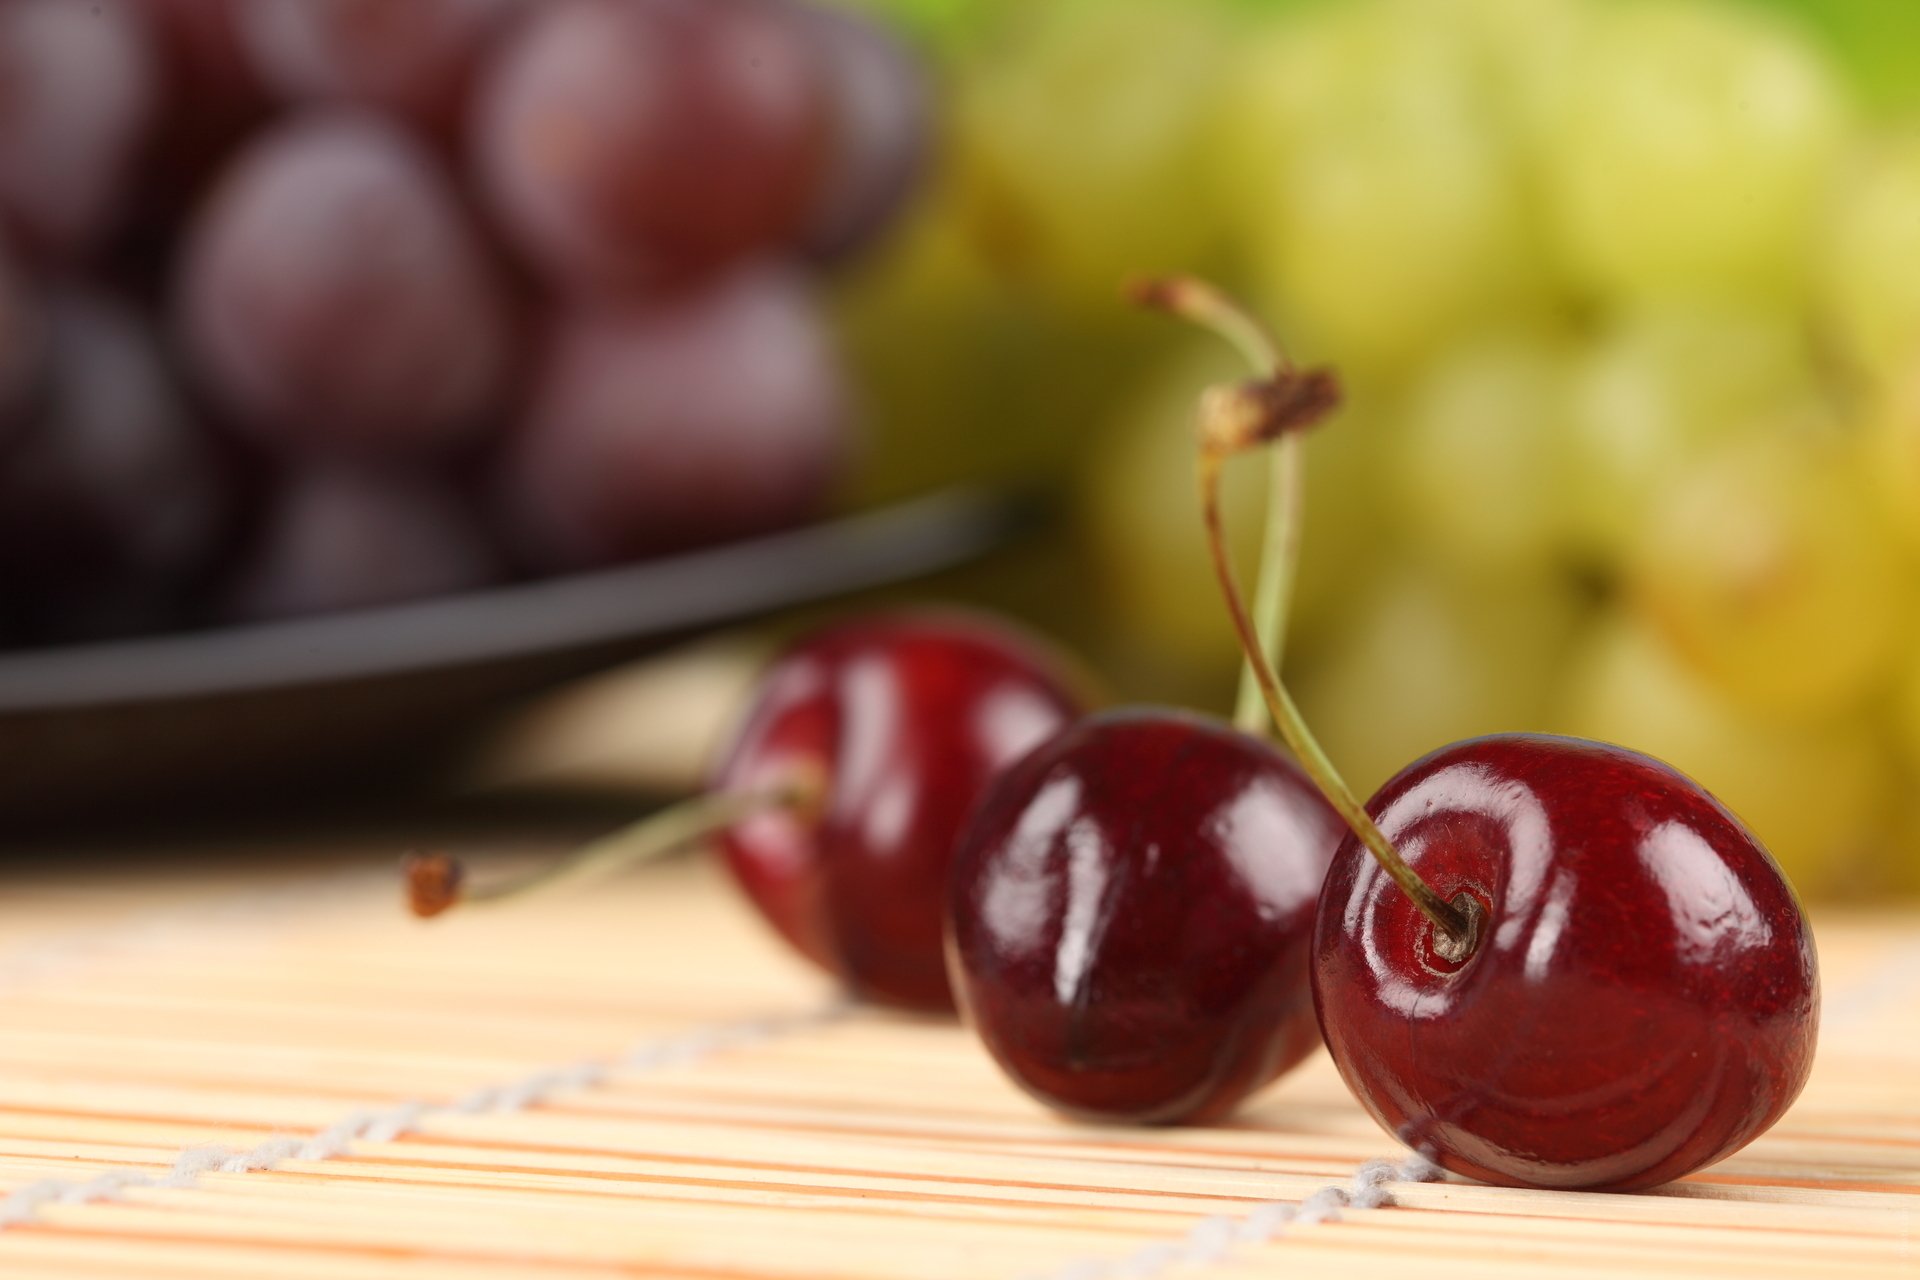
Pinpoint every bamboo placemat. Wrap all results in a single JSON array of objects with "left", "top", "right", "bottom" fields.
[{"left": 0, "top": 846, "right": 1916, "bottom": 1279}]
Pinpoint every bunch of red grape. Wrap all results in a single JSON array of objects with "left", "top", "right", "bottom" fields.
[{"left": 0, "top": 0, "right": 928, "bottom": 645}]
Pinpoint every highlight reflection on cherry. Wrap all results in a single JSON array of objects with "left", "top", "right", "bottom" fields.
[
  {"left": 1312, "top": 733, "right": 1817, "bottom": 1191},
  {"left": 947, "top": 709, "right": 1339, "bottom": 1124}
]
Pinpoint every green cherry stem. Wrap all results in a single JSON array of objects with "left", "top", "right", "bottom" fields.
[
  {"left": 1131, "top": 276, "right": 1300, "bottom": 739},
  {"left": 1197, "top": 446, "right": 1472, "bottom": 947},
  {"left": 404, "top": 777, "right": 818, "bottom": 919},
  {"left": 1141, "top": 273, "right": 1472, "bottom": 948},
  {"left": 1240, "top": 429, "right": 1304, "bottom": 735}
]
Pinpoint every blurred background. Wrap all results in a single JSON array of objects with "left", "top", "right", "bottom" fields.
[{"left": 2, "top": 0, "right": 1918, "bottom": 901}]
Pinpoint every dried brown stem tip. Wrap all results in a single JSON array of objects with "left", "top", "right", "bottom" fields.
[
  {"left": 1125, "top": 275, "right": 1204, "bottom": 313},
  {"left": 1198, "top": 369, "right": 1342, "bottom": 456},
  {"left": 404, "top": 853, "right": 466, "bottom": 919}
]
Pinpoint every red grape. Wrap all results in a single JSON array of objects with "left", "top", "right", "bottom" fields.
[
  {"left": 494, "top": 267, "right": 850, "bottom": 570},
  {"left": 177, "top": 112, "right": 514, "bottom": 458},
  {"left": 796, "top": 3, "right": 930, "bottom": 262},
  {"left": 226, "top": 466, "right": 499, "bottom": 622},
  {"left": 239, "top": 0, "right": 528, "bottom": 134},
  {"left": 110, "top": 0, "right": 272, "bottom": 293},
  {"left": 0, "top": 288, "right": 227, "bottom": 641},
  {"left": 143, "top": 0, "right": 271, "bottom": 175},
  {"left": 0, "top": 240, "right": 44, "bottom": 438},
  {"left": 473, "top": 0, "right": 831, "bottom": 291},
  {"left": 0, "top": 0, "right": 159, "bottom": 259}
]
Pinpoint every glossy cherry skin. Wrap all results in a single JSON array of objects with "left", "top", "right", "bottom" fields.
[
  {"left": 1313, "top": 733, "right": 1818, "bottom": 1191},
  {"left": 712, "top": 613, "right": 1086, "bottom": 1011},
  {"left": 947, "top": 709, "right": 1342, "bottom": 1124}
]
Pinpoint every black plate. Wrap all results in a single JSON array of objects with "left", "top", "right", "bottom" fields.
[{"left": 0, "top": 490, "right": 1022, "bottom": 822}]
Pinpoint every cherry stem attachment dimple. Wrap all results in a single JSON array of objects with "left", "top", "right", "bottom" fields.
[
  {"left": 1130, "top": 276, "right": 1301, "bottom": 739},
  {"left": 404, "top": 777, "right": 817, "bottom": 919}
]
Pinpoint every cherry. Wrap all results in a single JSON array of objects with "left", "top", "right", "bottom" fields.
[
  {"left": 947, "top": 709, "right": 1339, "bottom": 1124},
  {"left": 1171, "top": 276, "right": 1821, "bottom": 1190},
  {"left": 945, "top": 281, "right": 1342, "bottom": 1123},
  {"left": 409, "top": 612, "right": 1087, "bottom": 1012},
  {"left": 1313, "top": 734, "right": 1816, "bottom": 1191},
  {"left": 711, "top": 613, "right": 1085, "bottom": 1009}
]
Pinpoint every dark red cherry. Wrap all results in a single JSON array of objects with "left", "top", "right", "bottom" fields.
[
  {"left": 712, "top": 613, "right": 1086, "bottom": 1011},
  {"left": 1313, "top": 732, "right": 1818, "bottom": 1191},
  {"left": 947, "top": 709, "right": 1341, "bottom": 1124},
  {"left": 1130, "top": 274, "right": 1818, "bottom": 1186}
]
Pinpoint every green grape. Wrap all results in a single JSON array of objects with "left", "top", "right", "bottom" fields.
[
  {"left": 1214, "top": 0, "right": 1321, "bottom": 13},
  {"left": 1629, "top": 433, "right": 1909, "bottom": 719},
  {"left": 829, "top": 0, "right": 1003, "bottom": 52},
  {"left": 1281, "top": 375, "right": 1393, "bottom": 655},
  {"left": 1218, "top": 0, "right": 1544, "bottom": 374},
  {"left": 1557, "top": 612, "right": 1891, "bottom": 897},
  {"left": 1080, "top": 341, "right": 1260, "bottom": 678},
  {"left": 1820, "top": 131, "right": 1920, "bottom": 388},
  {"left": 1294, "top": 565, "right": 1583, "bottom": 798},
  {"left": 1214, "top": 0, "right": 1366, "bottom": 169},
  {"left": 1079, "top": 338, "right": 1387, "bottom": 684},
  {"left": 1742, "top": 0, "right": 1920, "bottom": 114},
  {"left": 953, "top": 0, "right": 1232, "bottom": 307},
  {"left": 1395, "top": 332, "right": 1577, "bottom": 575},
  {"left": 1866, "top": 381, "right": 1920, "bottom": 552},
  {"left": 1891, "top": 810, "right": 1920, "bottom": 897},
  {"left": 1543, "top": 0, "right": 1851, "bottom": 302},
  {"left": 831, "top": 193, "right": 1149, "bottom": 506},
  {"left": 1566, "top": 301, "right": 1830, "bottom": 560},
  {"left": 1891, "top": 648, "right": 1920, "bottom": 890},
  {"left": 1897, "top": 657, "right": 1920, "bottom": 829},
  {"left": 1450, "top": 0, "right": 1591, "bottom": 154}
]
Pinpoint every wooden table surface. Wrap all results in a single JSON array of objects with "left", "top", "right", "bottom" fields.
[{"left": 0, "top": 841, "right": 1915, "bottom": 1279}]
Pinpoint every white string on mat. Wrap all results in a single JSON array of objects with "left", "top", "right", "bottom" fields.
[
  {"left": 1019, "top": 1153, "right": 1441, "bottom": 1280},
  {"left": 0, "top": 998, "right": 848, "bottom": 1230},
  {"left": 1008, "top": 925, "right": 1913, "bottom": 1280}
]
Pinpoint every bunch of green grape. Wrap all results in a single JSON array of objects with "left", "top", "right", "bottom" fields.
[{"left": 833, "top": 0, "right": 1920, "bottom": 897}]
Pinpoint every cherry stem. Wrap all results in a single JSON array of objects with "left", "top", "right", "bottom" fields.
[
  {"left": 1130, "top": 276, "right": 1300, "bottom": 738},
  {"left": 1138, "top": 277, "right": 1465, "bottom": 943},
  {"left": 404, "top": 778, "right": 814, "bottom": 919},
  {"left": 1237, "top": 415, "right": 1304, "bottom": 737},
  {"left": 1196, "top": 450, "right": 1471, "bottom": 946},
  {"left": 1139, "top": 272, "right": 1474, "bottom": 947}
]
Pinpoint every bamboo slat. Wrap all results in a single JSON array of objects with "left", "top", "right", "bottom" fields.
[{"left": 0, "top": 847, "right": 1915, "bottom": 1280}]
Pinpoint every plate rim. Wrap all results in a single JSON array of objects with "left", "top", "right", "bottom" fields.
[{"left": 0, "top": 489, "right": 1019, "bottom": 711}]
